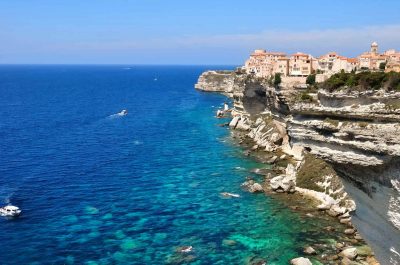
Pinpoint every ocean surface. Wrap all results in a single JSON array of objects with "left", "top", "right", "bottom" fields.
[{"left": 0, "top": 65, "right": 330, "bottom": 265}]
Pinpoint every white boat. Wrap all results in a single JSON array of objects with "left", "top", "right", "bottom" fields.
[
  {"left": 220, "top": 192, "right": 240, "bottom": 198},
  {"left": 224, "top": 103, "right": 229, "bottom": 111},
  {"left": 118, "top": 109, "right": 128, "bottom": 116},
  {"left": 0, "top": 205, "right": 22, "bottom": 217}
]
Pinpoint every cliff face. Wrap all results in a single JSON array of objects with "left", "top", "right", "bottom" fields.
[
  {"left": 289, "top": 91, "right": 400, "bottom": 264},
  {"left": 196, "top": 71, "right": 400, "bottom": 264},
  {"left": 195, "top": 70, "right": 236, "bottom": 93}
]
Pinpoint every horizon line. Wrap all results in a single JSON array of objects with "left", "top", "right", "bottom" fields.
[{"left": 0, "top": 63, "right": 241, "bottom": 67}]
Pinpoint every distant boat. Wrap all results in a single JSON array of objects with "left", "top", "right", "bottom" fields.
[
  {"left": 220, "top": 192, "right": 240, "bottom": 198},
  {"left": 0, "top": 205, "right": 22, "bottom": 217},
  {"left": 118, "top": 109, "right": 128, "bottom": 116}
]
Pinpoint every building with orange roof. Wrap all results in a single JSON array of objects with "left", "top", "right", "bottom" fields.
[
  {"left": 244, "top": 49, "right": 287, "bottom": 77},
  {"left": 289, "top": 52, "right": 314, "bottom": 76},
  {"left": 385, "top": 62, "right": 400, "bottom": 73},
  {"left": 316, "top": 52, "right": 357, "bottom": 74},
  {"left": 243, "top": 42, "right": 400, "bottom": 79},
  {"left": 357, "top": 42, "right": 389, "bottom": 70}
]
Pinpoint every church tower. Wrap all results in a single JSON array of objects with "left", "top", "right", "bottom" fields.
[{"left": 370, "top": 41, "right": 378, "bottom": 55}]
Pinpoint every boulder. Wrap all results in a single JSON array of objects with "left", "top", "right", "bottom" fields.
[
  {"left": 317, "top": 203, "right": 331, "bottom": 210},
  {"left": 285, "top": 163, "right": 297, "bottom": 179},
  {"left": 241, "top": 180, "right": 264, "bottom": 193},
  {"left": 266, "top": 156, "right": 278, "bottom": 164},
  {"left": 344, "top": 229, "right": 356, "bottom": 235},
  {"left": 270, "top": 175, "right": 295, "bottom": 192},
  {"left": 270, "top": 132, "right": 283, "bottom": 145},
  {"left": 236, "top": 117, "right": 251, "bottom": 131},
  {"left": 229, "top": 116, "right": 240, "bottom": 128},
  {"left": 340, "top": 218, "right": 352, "bottom": 224},
  {"left": 336, "top": 242, "right": 345, "bottom": 249},
  {"left": 251, "top": 144, "right": 259, "bottom": 151},
  {"left": 303, "top": 246, "right": 316, "bottom": 255},
  {"left": 249, "top": 183, "right": 263, "bottom": 193},
  {"left": 290, "top": 257, "right": 312, "bottom": 265},
  {"left": 339, "top": 247, "right": 358, "bottom": 260},
  {"left": 327, "top": 204, "right": 346, "bottom": 217}
]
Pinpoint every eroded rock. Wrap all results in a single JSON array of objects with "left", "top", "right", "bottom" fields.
[{"left": 290, "top": 257, "right": 312, "bottom": 265}]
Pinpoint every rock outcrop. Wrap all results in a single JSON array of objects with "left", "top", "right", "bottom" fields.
[
  {"left": 195, "top": 70, "right": 400, "bottom": 264},
  {"left": 195, "top": 70, "right": 236, "bottom": 94}
]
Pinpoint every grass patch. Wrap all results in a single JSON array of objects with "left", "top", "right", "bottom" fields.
[
  {"left": 385, "top": 102, "right": 400, "bottom": 110},
  {"left": 296, "top": 153, "right": 337, "bottom": 192},
  {"left": 358, "top": 122, "right": 368, "bottom": 128},
  {"left": 324, "top": 118, "right": 339, "bottom": 127}
]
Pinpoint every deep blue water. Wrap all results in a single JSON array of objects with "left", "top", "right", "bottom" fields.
[{"left": 0, "top": 65, "right": 323, "bottom": 265}]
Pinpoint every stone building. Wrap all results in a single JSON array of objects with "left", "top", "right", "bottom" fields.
[
  {"left": 244, "top": 49, "right": 287, "bottom": 78},
  {"left": 357, "top": 42, "right": 388, "bottom": 70},
  {"left": 289, "top": 52, "right": 314, "bottom": 76},
  {"left": 243, "top": 42, "right": 400, "bottom": 79},
  {"left": 317, "top": 52, "right": 357, "bottom": 74}
]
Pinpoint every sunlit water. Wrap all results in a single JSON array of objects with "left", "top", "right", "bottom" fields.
[{"left": 0, "top": 65, "right": 330, "bottom": 264}]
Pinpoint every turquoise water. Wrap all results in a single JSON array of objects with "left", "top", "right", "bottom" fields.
[{"left": 0, "top": 65, "right": 324, "bottom": 264}]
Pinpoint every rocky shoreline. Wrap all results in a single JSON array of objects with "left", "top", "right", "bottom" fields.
[
  {"left": 230, "top": 127, "right": 378, "bottom": 264},
  {"left": 195, "top": 69, "right": 400, "bottom": 264}
]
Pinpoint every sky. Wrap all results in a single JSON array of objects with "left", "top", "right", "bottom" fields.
[{"left": 1, "top": 0, "right": 400, "bottom": 65}]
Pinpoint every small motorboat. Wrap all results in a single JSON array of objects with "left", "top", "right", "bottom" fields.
[
  {"left": 118, "top": 109, "right": 128, "bottom": 116},
  {"left": 0, "top": 205, "right": 22, "bottom": 217},
  {"left": 224, "top": 102, "right": 229, "bottom": 111}
]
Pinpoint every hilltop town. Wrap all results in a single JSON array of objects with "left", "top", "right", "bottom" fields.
[{"left": 243, "top": 42, "right": 400, "bottom": 87}]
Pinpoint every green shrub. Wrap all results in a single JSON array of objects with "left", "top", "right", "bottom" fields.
[
  {"left": 274, "top": 73, "right": 282, "bottom": 86},
  {"left": 321, "top": 71, "right": 400, "bottom": 92},
  {"left": 300, "top": 92, "right": 314, "bottom": 102},
  {"left": 306, "top": 74, "right": 316, "bottom": 85}
]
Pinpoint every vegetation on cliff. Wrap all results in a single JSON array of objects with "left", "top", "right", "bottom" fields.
[
  {"left": 296, "top": 153, "right": 337, "bottom": 193},
  {"left": 320, "top": 71, "right": 400, "bottom": 92}
]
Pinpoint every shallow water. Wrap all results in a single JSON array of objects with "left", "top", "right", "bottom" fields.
[{"left": 0, "top": 65, "right": 333, "bottom": 264}]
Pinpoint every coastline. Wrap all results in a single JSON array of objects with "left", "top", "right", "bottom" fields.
[
  {"left": 228, "top": 126, "right": 378, "bottom": 264},
  {"left": 194, "top": 69, "right": 391, "bottom": 264}
]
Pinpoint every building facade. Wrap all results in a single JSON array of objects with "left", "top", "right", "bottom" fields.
[{"left": 243, "top": 42, "right": 400, "bottom": 79}]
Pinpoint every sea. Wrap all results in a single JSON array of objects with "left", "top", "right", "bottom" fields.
[{"left": 0, "top": 65, "right": 332, "bottom": 264}]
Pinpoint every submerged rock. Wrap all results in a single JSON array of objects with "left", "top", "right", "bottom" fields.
[
  {"left": 303, "top": 246, "right": 317, "bottom": 255},
  {"left": 222, "top": 239, "right": 237, "bottom": 246},
  {"left": 246, "top": 256, "right": 267, "bottom": 265},
  {"left": 176, "top": 246, "right": 193, "bottom": 253}
]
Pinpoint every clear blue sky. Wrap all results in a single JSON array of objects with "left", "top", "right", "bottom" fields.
[{"left": 1, "top": 0, "right": 400, "bottom": 64}]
